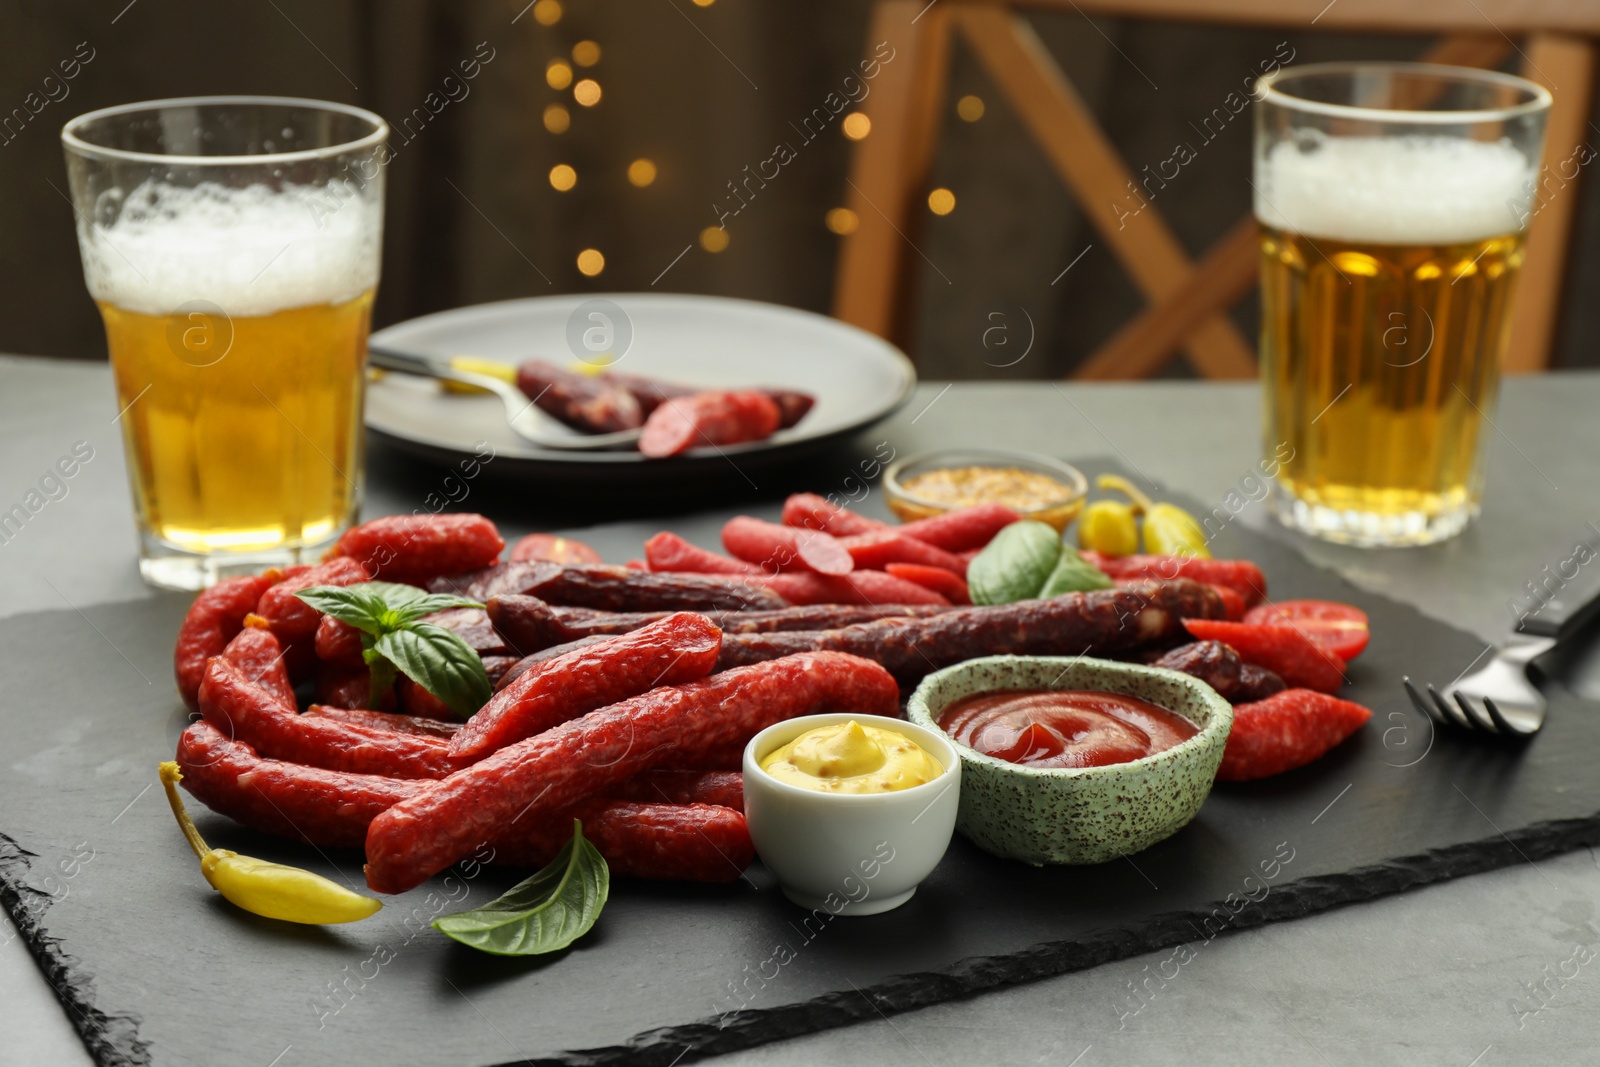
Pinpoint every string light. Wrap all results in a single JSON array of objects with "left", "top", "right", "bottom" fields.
[
  {"left": 549, "top": 164, "right": 577, "bottom": 191},
  {"left": 841, "top": 112, "right": 871, "bottom": 140},
  {"left": 532, "top": 0, "right": 562, "bottom": 25},
  {"left": 691, "top": 0, "right": 715, "bottom": 6},
  {"left": 957, "top": 95, "right": 985, "bottom": 122},
  {"left": 928, "top": 188, "right": 956, "bottom": 215},
  {"left": 825, "top": 207, "right": 859, "bottom": 235},
  {"left": 572, "top": 40, "right": 601, "bottom": 66},
  {"left": 628, "top": 159, "right": 658, "bottom": 187},
  {"left": 573, "top": 79, "right": 602, "bottom": 107},
  {"left": 547, "top": 60, "right": 573, "bottom": 90},
  {"left": 577, "top": 248, "right": 606, "bottom": 276},
  {"left": 699, "top": 227, "right": 729, "bottom": 253},
  {"left": 543, "top": 104, "right": 570, "bottom": 133}
]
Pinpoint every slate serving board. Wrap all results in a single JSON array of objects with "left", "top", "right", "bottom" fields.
[{"left": 5, "top": 471, "right": 1598, "bottom": 1067}]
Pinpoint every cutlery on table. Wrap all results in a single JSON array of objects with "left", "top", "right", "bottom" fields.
[
  {"left": 367, "top": 345, "right": 642, "bottom": 451},
  {"left": 1403, "top": 565, "right": 1600, "bottom": 741}
]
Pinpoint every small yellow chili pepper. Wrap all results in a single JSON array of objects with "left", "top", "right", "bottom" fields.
[
  {"left": 159, "top": 762, "right": 381, "bottom": 925},
  {"left": 1095, "top": 474, "right": 1212, "bottom": 559},
  {"left": 1077, "top": 500, "right": 1140, "bottom": 556}
]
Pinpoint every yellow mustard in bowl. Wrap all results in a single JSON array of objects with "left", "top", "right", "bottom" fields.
[{"left": 759, "top": 720, "right": 944, "bottom": 794}]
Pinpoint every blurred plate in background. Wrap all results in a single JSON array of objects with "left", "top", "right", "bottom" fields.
[{"left": 365, "top": 293, "right": 916, "bottom": 482}]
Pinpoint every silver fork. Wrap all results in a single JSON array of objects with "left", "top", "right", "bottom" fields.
[
  {"left": 367, "top": 345, "right": 643, "bottom": 451},
  {"left": 1403, "top": 569, "right": 1600, "bottom": 741}
]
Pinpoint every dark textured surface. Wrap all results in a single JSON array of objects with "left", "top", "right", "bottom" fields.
[{"left": 3, "top": 468, "right": 1597, "bottom": 1067}]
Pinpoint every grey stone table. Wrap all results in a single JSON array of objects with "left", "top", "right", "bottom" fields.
[{"left": 4, "top": 352, "right": 1599, "bottom": 1067}]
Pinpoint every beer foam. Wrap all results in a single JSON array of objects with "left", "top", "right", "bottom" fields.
[
  {"left": 79, "top": 180, "right": 381, "bottom": 317},
  {"left": 1255, "top": 135, "right": 1535, "bottom": 245}
]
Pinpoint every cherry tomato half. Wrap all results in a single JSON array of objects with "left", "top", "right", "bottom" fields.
[{"left": 1242, "top": 599, "right": 1369, "bottom": 662}]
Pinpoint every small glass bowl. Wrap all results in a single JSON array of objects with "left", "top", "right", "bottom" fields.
[{"left": 882, "top": 449, "right": 1089, "bottom": 532}]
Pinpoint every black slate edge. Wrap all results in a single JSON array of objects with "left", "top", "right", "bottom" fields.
[
  {"left": 0, "top": 832, "right": 151, "bottom": 1067},
  {"left": 505, "top": 812, "right": 1600, "bottom": 1067}
]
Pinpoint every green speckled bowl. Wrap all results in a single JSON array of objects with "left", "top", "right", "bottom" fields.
[{"left": 906, "top": 655, "right": 1233, "bottom": 866}]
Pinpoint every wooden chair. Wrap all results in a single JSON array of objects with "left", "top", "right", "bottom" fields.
[{"left": 832, "top": 0, "right": 1599, "bottom": 377}]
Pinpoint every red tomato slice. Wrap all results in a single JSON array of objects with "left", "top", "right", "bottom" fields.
[{"left": 1242, "top": 599, "right": 1369, "bottom": 662}]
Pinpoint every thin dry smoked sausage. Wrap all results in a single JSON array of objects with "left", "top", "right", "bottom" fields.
[
  {"left": 364, "top": 651, "right": 899, "bottom": 893},
  {"left": 712, "top": 580, "right": 1226, "bottom": 684}
]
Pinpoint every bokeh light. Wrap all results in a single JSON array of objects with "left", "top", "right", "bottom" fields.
[
  {"left": 628, "top": 159, "right": 658, "bottom": 187},
  {"left": 842, "top": 112, "right": 871, "bottom": 140},
  {"left": 957, "top": 95, "right": 985, "bottom": 122},
  {"left": 577, "top": 248, "right": 606, "bottom": 276},
  {"left": 572, "top": 40, "right": 601, "bottom": 67},
  {"left": 543, "top": 103, "right": 570, "bottom": 133},
  {"left": 573, "top": 79, "right": 602, "bottom": 107},
  {"left": 699, "top": 227, "right": 729, "bottom": 253},
  {"left": 549, "top": 164, "right": 577, "bottom": 191},
  {"left": 532, "top": 0, "right": 562, "bottom": 25},
  {"left": 928, "top": 188, "right": 956, "bottom": 215},
  {"left": 547, "top": 60, "right": 573, "bottom": 90},
  {"left": 825, "top": 207, "right": 859, "bottom": 235}
]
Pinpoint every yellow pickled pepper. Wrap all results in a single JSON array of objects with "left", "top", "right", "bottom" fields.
[
  {"left": 159, "top": 763, "right": 381, "bottom": 925},
  {"left": 1077, "top": 499, "right": 1139, "bottom": 556},
  {"left": 1095, "top": 474, "right": 1212, "bottom": 559}
]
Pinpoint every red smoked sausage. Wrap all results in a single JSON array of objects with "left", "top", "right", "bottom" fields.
[
  {"left": 638, "top": 391, "right": 781, "bottom": 458},
  {"left": 174, "top": 570, "right": 290, "bottom": 710},
  {"left": 198, "top": 653, "right": 456, "bottom": 780},
  {"left": 491, "top": 801, "right": 753, "bottom": 882},
  {"left": 447, "top": 612, "right": 723, "bottom": 763},
  {"left": 178, "top": 721, "right": 751, "bottom": 879},
  {"left": 722, "top": 516, "right": 854, "bottom": 576},
  {"left": 364, "top": 651, "right": 899, "bottom": 893},
  {"left": 304, "top": 704, "right": 462, "bottom": 739},
  {"left": 329, "top": 513, "right": 504, "bottom": 586},
  {"left": 780, "top": 494, "right": 887, "bottom": 537},
  {"left": 256, "top": 558, "right": 371, "bottom": 670}
]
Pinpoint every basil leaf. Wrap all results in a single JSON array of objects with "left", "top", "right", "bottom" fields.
[
  {"left": 967, "top": 521, "right": 1062, "bottom": 605},
  {"left": 293, "top": 585, "right": 389, "bottom": 635},
  {"left": 374, "top": 622, "right": 492, "bottom": 719},
  {"left": 353, "top": 581, "right": 480, "bottom": 612},
  {"left": 386, "top": 593, "right": 486, "bottom": 627},
  {"left": 433, "top": 821, "right": 609, "bottom": 956}
]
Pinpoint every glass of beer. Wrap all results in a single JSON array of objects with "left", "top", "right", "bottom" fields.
[
  {"left": 62, "top": 97, "right": 388, "bottom": 589},
  {"left": 1254, "top": 64, "right": 1550, "bottom": 546}
]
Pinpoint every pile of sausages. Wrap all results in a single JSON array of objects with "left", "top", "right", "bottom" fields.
[
  {"left": 516, "top": 361, "right": 815, "bottom": 458},
  {"left": 170, "top": 506, "right": 1237, "bottom": 895}
]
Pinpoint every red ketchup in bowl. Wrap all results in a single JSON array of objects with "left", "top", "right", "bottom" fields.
[{"left": 937, "top": 690, "right": 1199, "bottom": 770}]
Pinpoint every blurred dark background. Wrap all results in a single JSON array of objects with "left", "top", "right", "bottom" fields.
[{"left": 4, "top": 0, "right": 1599, "bottom": 377}]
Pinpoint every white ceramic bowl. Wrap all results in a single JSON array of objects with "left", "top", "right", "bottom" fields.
[{"left": 743, "top": 713, "right": 961, "bottom": 915}]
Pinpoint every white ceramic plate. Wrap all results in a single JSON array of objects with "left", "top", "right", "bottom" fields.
[{"left": 365, "top": 293, "right": 917, "bottom": 482}]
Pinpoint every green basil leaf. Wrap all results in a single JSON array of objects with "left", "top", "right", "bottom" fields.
[
  {"left": 293, "top": 585, "right": 389, "bottom": 635},
  {"left": 386, "top": 593, "right": 487, "bottom": 627},
  {"left": 967, "top": 521, "right": 1063, "bottom": 605},
  {"left": 373, "top": 622, "right": 492, "bottom": 719},
  {"left": 433, "top": 821, "right": 609, "bottom": 956},
  {"left": 1038, "top": 544, "right": 1114, "bottom": 597}
]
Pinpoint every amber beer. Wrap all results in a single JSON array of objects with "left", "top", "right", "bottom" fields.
[
  {"left": 1254, "top": 64, "right": 1549, "bottom": 546},
  {"left": 1259, "top": 219, "right": 1525, "bottom": 542},
  {"left": 100, "top": 291, "right": 374, "bottom": 555},
  {"left": 64, "top": 97, "right": 388, "bottom": 588}
]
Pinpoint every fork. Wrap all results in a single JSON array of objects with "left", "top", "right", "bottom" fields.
[
  {"left": 367, "top": 345, "right": 643, "bottom": 451},
  {"left": 1403, "top": 566, "right": 1600, "bottom": 741}
]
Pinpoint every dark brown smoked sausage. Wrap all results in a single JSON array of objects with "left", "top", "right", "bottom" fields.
[
  {"left": 436, "top": 562, "right": 787, "bottom": 612},
  {"left": 711, "top": 580, "right": 1227, "bottom": 684}
]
